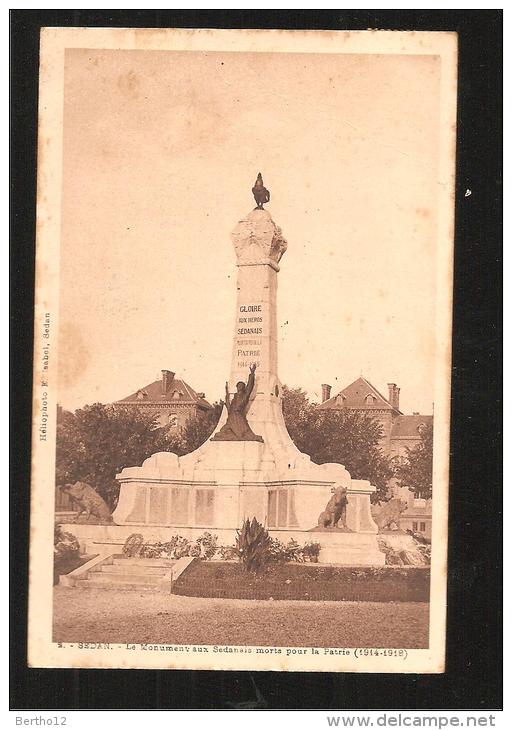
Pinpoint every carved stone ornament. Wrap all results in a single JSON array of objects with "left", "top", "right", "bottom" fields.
[{"left": 231, "top": 208, "right": 287, "bottom": 268}]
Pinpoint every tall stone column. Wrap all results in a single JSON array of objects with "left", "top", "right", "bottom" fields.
[{"left": 226, "top": 208, "right": 291, "bottom": 447}]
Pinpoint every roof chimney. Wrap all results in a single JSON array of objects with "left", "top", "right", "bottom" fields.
[
  {"left": 321, "top": 384, "right": 332, "bottom": 403},
  {"left": 161, "top": 370, "right": 175, "bottom": 394},
  {"left": 387, "top": 383, "right": 400, "bottom": 411}
]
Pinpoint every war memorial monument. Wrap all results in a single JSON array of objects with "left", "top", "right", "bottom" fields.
[{"left": 72, "top": 176, "right": 384, "bottom": 566}]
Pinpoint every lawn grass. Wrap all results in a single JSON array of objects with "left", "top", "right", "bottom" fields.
[
  {"left": 53, "top": 586, "right": 429, "bottom": 648},
  {"left": 172, "top": 561, "right": 430, "bottom": 602}
]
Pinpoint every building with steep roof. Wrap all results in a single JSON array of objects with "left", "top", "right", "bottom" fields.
[
  {"left": 317, "top": 376, "right": 433, "bottom": 535},
  {"left": 316, "top": 376, "right": 432, "bottom": 460},
  {"left": 114, "top": 369, "right": 213, "bottom": 428}
]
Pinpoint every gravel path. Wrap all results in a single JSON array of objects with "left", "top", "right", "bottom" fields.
[{"left": 53, "top": 586, "right": 429, "bottom": 648}]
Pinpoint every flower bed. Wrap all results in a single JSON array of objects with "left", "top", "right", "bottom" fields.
[
  {"left": 122, "top": 530, "right": 321, "bottom": 564},
  {"left": 172, "top": 561, "right": 430, "bottom": 602}
]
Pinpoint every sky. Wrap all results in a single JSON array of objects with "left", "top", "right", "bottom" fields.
[{"left": 58, "top": 48, "right": 441, "bottom": 415}]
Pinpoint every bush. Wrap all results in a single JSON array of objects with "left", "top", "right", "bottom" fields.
[
  {"left": 194, "top": 532, "right": 218, "bottom": 560},
  {"left": 218, "top": 545, "right": 239, "bottom": 561},
  {"left": 301, "top": 541, "right": 321, "bottom": 563},
  {"left": 268, "top": 537, "right": 321, "bottom": 563},
  {"left": 54, "top": 526, "right": 81, "bottom": 584},
  {"left": 269, "top": 537, "right": 302, "bottom": 563},
  {"left": 54, "top": 525, "right": 80, "bottom": 563},
  {"left": 235, "top": 518, "right": 272, "bottom": 573},
  {"left": 121, "top": 532, "right": 217, "bottom": 561}
]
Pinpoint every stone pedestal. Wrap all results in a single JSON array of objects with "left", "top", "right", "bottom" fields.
[
  {"left": 113, "top": 443, "right": 378, "bottom": 535},
  {"left": 316, "top": 532, "right": 386, "bottom": 566},
  {"left": 113, "top": 206, "right": 383, "bottom": 565}
]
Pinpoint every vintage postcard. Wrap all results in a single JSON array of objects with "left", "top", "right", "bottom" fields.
[{"left": 28, "top": 27, "right": 457, "bottom": 672}]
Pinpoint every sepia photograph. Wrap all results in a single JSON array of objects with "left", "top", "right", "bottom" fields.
[{"left": 27, "top": 26, "right": 458, "bottom": 673}]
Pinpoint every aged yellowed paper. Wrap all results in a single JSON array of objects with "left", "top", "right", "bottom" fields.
[{"left": 29, "top": 27, "right": 457, "bottom": 672}]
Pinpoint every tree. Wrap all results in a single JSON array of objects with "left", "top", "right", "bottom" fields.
[
  {"left": 282, "top": 385, "right": 394, "bottom": 503},
  {"left": 56, "top": 403, "right": 170, "bottom": 508},
  {"left": 56, "top": 402, "right": 223, "bottom": 509},
  {"left": 167, "top": 403, "right": 222, "bottom": 455},
  {"left": 395, "top": 423, "right": 433, "bottom": 499},
  {"left": 280, "top": 385, "right": 317, "bottom": 454}
]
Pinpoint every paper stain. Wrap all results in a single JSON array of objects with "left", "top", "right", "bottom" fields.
[
  {"left": 58, "top": 321, "right": 91, "bottom": 388},
  {"left": 416, "top": 207, "right": 431, "bottom": 219},
  {"left": 117, "top": 69, "right": 140, "bottom": 97}
]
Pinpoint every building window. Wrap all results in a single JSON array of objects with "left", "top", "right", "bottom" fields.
[
  {"left": 172, "top": 390, "right": 182, "bottom": 399},
  {"left": 365, "top": 394, "right": 375, "bottom": 405},
  {"left": 168, "top": 414, "right": 178, "bottom": 427},
  {"left": 195, "top": 489, "right": 214, "bottom": 525},
  {"left": 412, "top": 521, "right": 418, "bottom": 531},
  {"left": 420, "top": 522, "right": 426, "bottom": 532},
  {"left": 268, "top": 489, "right": 299, "bottom": 528}
]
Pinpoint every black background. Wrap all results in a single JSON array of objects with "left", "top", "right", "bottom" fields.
[{"left": 10, "top": 9, "right": 502, "bottom": 711}]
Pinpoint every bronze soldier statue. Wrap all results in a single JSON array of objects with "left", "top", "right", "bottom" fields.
[
  {"left": 252, "top": 173, "right": 270, "bottom": 209},
  {"left": 212, "top": 364, "right": 264, "bottom": 442}
]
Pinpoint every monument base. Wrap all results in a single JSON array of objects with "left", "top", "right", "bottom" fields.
[
  {"left": 316, "top": 531, "right": 385, "bottom": 566},
  {"left": 59, "top": 522, "right": 386, "bottom": 567},
  {"left": 107, "top": 434, "right": 382, "bottom": 566},
  {"left": 112, "top": 441, "right": 379, "bottom": 534}
]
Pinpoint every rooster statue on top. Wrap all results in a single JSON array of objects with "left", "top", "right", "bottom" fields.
[{"left": 252, "top": 172, "right": 270, "bottom": 209}]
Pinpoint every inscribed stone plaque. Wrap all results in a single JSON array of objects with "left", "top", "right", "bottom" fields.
[
  {"left": 195, "top": 489, "right": 214, "bottom": 526},
  {"left": 148, "top": 487, "right": 168, "bottom": 524},
  {"left": 170, "top": 487, "right": 189, "bottom": 525},
  {"left": 125, "top": 487, "right": 147, "bottom": 523}
]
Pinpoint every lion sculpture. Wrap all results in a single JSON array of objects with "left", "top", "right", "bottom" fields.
[
  {"left": 317, "top": 486, "right": 348, "bottom": 529},
  {"left": 60, "top": 481, "right": 112, "bottom": 523},
  {"left": 373, "top": 498, "right": 408, "bottom": 531}
]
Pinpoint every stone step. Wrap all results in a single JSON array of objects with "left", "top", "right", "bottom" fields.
[
  {"left": 112, "top": 558, "right": 173, "bottom": 568},
  {"left": 101, "top": 564, "right": 169, "bottom": 575},
  {"left": 74, "top": 580, "right": 163, "bottom": 592},
  {"left": 82, "top": 572, "right": 163, "bottom": 585}
]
